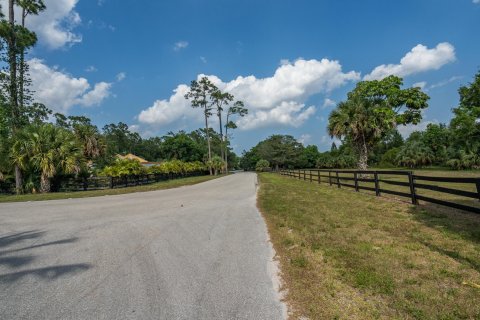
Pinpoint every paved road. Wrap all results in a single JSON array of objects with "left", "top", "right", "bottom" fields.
[{"left": 0, "top": 173, "right": 285, "bottom": 320}]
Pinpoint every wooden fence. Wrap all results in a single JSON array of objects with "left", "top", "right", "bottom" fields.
[
  {"left": 0, "top": 171, "right": 208, "bottom": 194},
  {"left": 280, "top": 169, "right": 480, "bottom": 214}
]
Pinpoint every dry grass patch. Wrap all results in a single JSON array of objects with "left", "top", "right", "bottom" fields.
[{"left": 258, "top": 173, "right": 480, "bottom": 320}]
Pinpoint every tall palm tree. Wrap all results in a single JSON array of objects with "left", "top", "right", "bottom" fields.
[
  {"left": 211, "top": 89, "right": 233, "bottom": 173},
  {"left": 224, "top": 101, "right": 248, "bottom": 171},
  {"left": 185, "top": 77, "right": 216, "bottom": 175},
  {"left": 328, "top": 97, "right": 394, "bottom": 170}
]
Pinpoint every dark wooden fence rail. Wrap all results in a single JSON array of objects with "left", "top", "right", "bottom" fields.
[
  {"left": 60, "top": 171, "right": 207, "bottom": 192},
  {"left": 280, "top": 169, "right": 480, "bottom": 214},
  {"left": 0, "top": 171, "right": 208, "bottom": 194}
]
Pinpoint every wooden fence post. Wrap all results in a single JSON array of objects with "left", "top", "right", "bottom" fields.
[
  {"left": 408, "top": 172, "right": 418, "bottom": 205},
  {"left": 83, "top": 177, "right": 88, "bottom": 191},
  {"left": 329, "top": 171, "right": 332, "bottom": 186},
  {"left": 110, "top": 177, "right": 114, "bottom": 189},
  {"left": 476, "top": 179, "right": 480, "bottom": 202},
  {"left": 309, "top": 170, "right": 312, "bottom": 182},
  {"left": 336, "top": 171, "right": 340, "bottom": 188},
  {"left": 318, "top": 171, "right": 321, "bottom": 184},
  {"left": 354, "top": 172, "right": 359, "bottom": 192},
  {"left": 374, "top": 172, "right": 380, "bottom": 196}
]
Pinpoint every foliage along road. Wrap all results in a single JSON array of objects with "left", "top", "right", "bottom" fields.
[{"left": 0, "top": 173, "right": 285, "bottom": 319}]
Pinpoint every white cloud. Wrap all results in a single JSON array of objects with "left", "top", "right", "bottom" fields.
[
  {"left": 85, "top": 65, "right": 97, "bottom": 72},
  {"left": 412, "top": 76, "right": 462, "bottom": 92},
  {"left": 116, "top": 72, "right": 127, "bottom": 82},
  {"left": 137, "top": 58, "right": 360, "bottom": 130},
  {"left": 322, "top": 98, "right": 336, "bottom": 109},
  {"left": 138, "top": 85, "right": 193, "bottom": 125},
  {"left": 429, "top": 76, "right": 462, "bottom": 90},
  {"left": 397, "top": 120, "right": 438, "bottom": 138},
  {"left": 298, "top": 134, "right": 312, "bottom": 145},
  {"left": 174, "top": 41, "right": 189, "bottom": 51},
  {"left": 200, "top": 56, "right": 207, "bottom": 64},
  {"left": 364, "top": 42, "right": 456, "bottom": 80},
  {"left": 474, "top": 0, "right": 480, "bottom": 4},
  {"left": 77, "top": 82, "right": 112, "bottom": 107},
  {"left": 29, "top": 58, "right": 112, "bottom": 113},
  {"left": 320, "top": 135, "right": 342, "bottom": 148},
  {"left": 237, "top": 102, "right": 316, "bottom": 130},
  {"left": 412, "top": 81, "right": 427, "bottom": 90},
  {"left": 1, "top": 0, "right": 84, "bottom": 49}
]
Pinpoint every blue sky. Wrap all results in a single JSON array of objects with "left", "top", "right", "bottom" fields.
[{"left": 7, "top": 0, "right": 480, "bottom": 153}]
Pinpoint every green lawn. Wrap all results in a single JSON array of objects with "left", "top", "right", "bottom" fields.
[
  {"left": 0, "top": 175, "right": 221, "bottom": 203},
  {"left": 258, "top": 173, "right": 480, "bottom": 319},
  {"left": 292, "top": 169, "right": 480, "bottom": 211}
]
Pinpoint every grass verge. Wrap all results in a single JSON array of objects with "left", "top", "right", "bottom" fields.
[
  {"left": 0, "top": 175, "right": 221, "bottom": 203},
  {"left": 258, "top": 173, "right": 480, "bottom": 319}
]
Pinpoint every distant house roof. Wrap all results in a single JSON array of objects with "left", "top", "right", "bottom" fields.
[
  {"left": 116, "top": 153, "right": 148, "bottom": 163},
  {"left": 116, "top": 154, "right": 162, "bottom": 167}
]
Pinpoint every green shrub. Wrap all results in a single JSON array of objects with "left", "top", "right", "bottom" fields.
[
  {"left": 101, "top": 159, "right": 146, "bottom": 177},
  {"left": 256, "top": 159, "right": 270, "bottom": 172}
]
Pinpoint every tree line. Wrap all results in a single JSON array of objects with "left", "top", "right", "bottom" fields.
[
  {"left": 241, "top": 72, "right": 480, "bottom": 171},
  {"left": 0, "top": 0, "right": 248, "bottom": 194}
]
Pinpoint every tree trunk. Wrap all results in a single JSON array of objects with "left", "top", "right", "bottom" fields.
[
  {"left": 358, "top": 141, "right": 369, "bottom": 171},
  {"left": 204, "top": 110, "right": 212, "bottom": 175},
  {"left": 9, "top": 0, "right": 22, "bottom": 194},
  {"left": 224, "top": 125, "right": 229, "bottom": 174},
  {"left": 19, "top": 9, "right": 25, "bottom": 110},
  {"left": 15, "top": 165, "right": 23, "bottom": 194},
  {"left": 40, "top": 173, "right": 51, "bottom": 193},
  {"left": 218, "top": 114, "right": 225, "bottom": 174}
]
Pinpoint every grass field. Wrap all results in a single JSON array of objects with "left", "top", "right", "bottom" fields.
[
  {"left": 258, "top": 173, "right": 480, "bottom": 319},
  {"left": 291, "top": 169, "right": 480, "bottom": 210},
  {"left": 0, "top": 175, "right": 221, "bottom": 203}
]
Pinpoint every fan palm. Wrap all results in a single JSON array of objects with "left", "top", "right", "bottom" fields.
[
  {"left": 328, "top": 97, "right": 394, "bottom": 170},
  {"left": 73, "top": 123, "right": 106, "bottom": 160},
  {"left": 12, "top": 124, "right": 84, "bottom": 193}
]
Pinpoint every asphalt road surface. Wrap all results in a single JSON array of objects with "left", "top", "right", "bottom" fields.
[{"left": 0, "top": 173, "right": 286, "bottom": 320}]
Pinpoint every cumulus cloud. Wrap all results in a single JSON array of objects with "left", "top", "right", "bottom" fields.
[
  {"left": 364, "top": 42, "right": 456, "bottom": 80},
  {"left": 0, "top": 0, "right": 84, "bottom": 49},
  {"left": 237, "top": 102, "right": 316, "bottom": 130},
  {"left": 174, "top": 41, "right": 189, "bottom": 51},
  {"left": 138, "top": 85, "right": 194, "bottom": 125},
  {"left": 137, "top": 58, "right": 360, "bottom": 130},
  {"left": 29, "top": 58, "right": 112, "bottom": 113},
  {"left": 116, "top": 72, "right": 127, "bottom": 82},
  {"left": 397, "top": 120, "right": 438, "bottom": 138},
  {"left": 322, "top": 98, "right": 336, "bottom": 109}
]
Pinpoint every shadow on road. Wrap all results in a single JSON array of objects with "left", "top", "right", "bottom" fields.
[
  {"left": 0, "top": 264, "right": 91, "bottom": 283},
  {"left": 0, "top": 231, "right": 45, "bottom": 248},
  {"left": 0, "top": 230, "right": 91, "bottom": 284}
]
